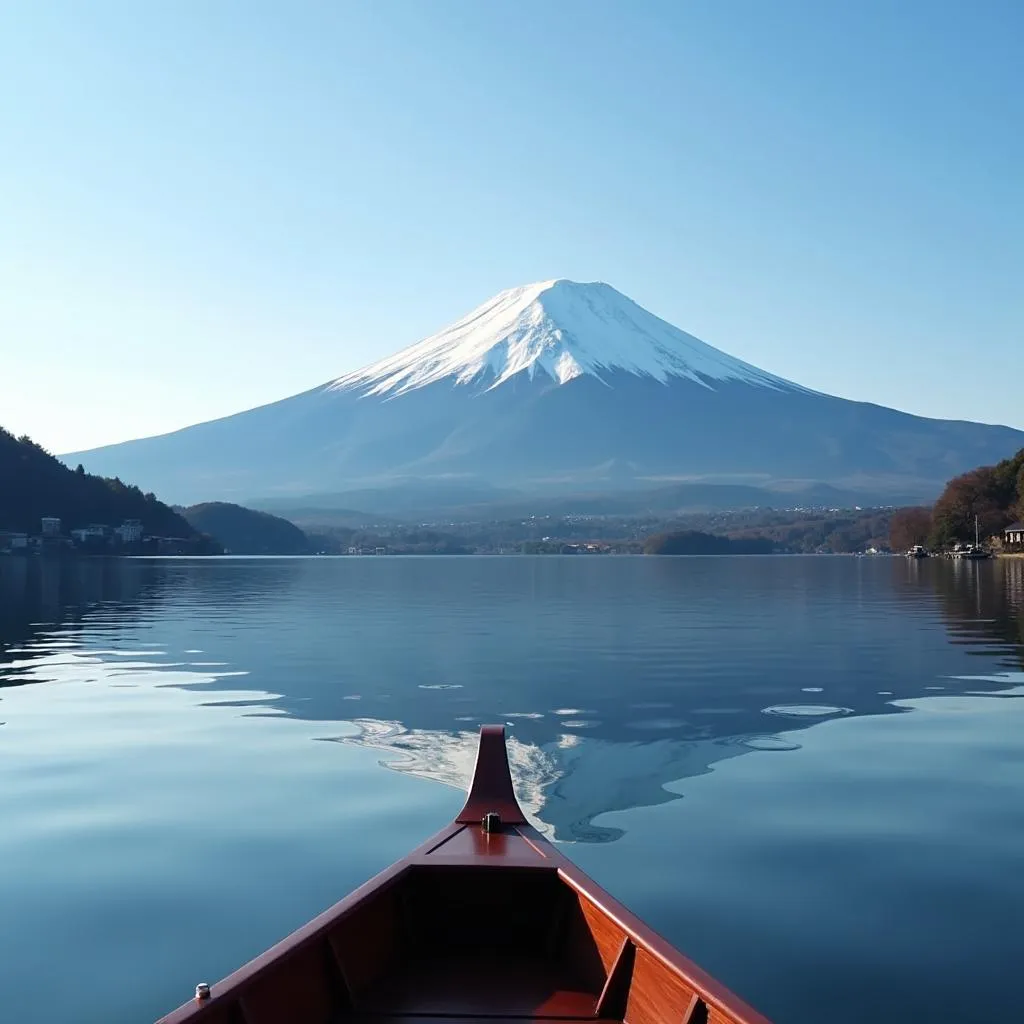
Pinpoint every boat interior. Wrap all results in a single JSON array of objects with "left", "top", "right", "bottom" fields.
[
  {"left": 158, "top": 728, "right": 764, "bottom": 1024},
  {"left": 185, "top": 836, "right": 724, "bottom": 1024}
]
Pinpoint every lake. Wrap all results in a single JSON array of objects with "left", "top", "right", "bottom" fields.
[{"left": 1, "top": 555, "right": 1022, "bottom": 1023}]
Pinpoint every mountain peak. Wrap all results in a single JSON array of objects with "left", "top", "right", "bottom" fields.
[{"left": 330, "top": 279, "right": 796, "bottom": 397}]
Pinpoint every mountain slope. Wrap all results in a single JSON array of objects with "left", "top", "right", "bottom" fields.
[{"left": 64, "top": 280, "right": 1024, "bottom": 507}]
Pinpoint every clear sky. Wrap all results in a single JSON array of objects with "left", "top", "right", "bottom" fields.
[{"left": 2, "top": 0, "right": 1021, "bottom": 454}]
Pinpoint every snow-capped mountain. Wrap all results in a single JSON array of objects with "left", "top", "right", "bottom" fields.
[
  {"left": 332, "top": 279, "right": 796, "bottom": 395},
  {"left": 66, "top": 280, "right": 1024, "bottom": 507}
]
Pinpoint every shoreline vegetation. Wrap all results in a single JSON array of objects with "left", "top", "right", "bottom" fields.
[
  {"left": 281, "top": 507, "right": 895, "bottom": 556},
  {"left": 4, "top": 424, "right": 1022, "bottom": 559},
  {"left": 0, "top": 428, "right": 221, "bottom": 556},
  {"left": 888, "top": 446, "right": 1024, "bottom": 555}
]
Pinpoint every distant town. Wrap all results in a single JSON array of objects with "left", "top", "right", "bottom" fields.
[{"left": 0, "top": 516, "right": 215, "bottom": 556}]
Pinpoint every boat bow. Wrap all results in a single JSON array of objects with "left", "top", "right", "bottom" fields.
[{"left": 157, "top": 725, "right": 772, "bottom": 1024}]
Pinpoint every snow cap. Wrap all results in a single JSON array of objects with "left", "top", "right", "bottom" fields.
[{"left": 331, "top": 279, "right": 794, "bottom": 396}]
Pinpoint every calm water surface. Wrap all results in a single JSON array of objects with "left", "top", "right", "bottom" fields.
[{"left": 1, "top": 556, "right": 1023, "bottom": 1023}]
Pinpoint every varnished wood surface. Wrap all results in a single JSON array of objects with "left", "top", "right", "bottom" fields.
[
  {"left": 623, "top": 946, "right": 701, "bottom": 1024},
  {"left": 596, "top": 938, "right": 636, "bottom": 1020},
  {"left": 423, "top": 823, "right": 549, "bottom": 864},
  {"left": 455, "top": 724, "right": 527, "bottom": 825},
  {"left": 342, "top": 1017, "right": 625, "bottom": 1024},
  {"left": 326, "top": 886, "right": 397, "bottom": 995},
  {"left": 357, "top": 954, "right": 599, "bottom": 1017},
  {"left": 156, "top": 727, "right": 772, "bottom": 1024},
  {"left": 549, "top": 845, "right": 771, "bottom": 1024},
  {"left": 575, "top": 891, "right": 628, "bottom": 974}
]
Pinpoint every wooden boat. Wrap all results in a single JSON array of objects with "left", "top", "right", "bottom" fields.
[{"left": 157, "top": 726, "right": 771, "bottom": 1024}]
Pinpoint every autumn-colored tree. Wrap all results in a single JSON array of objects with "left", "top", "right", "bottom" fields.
[
  {"left": 929, "top": 465, "right": 1015, "bottom": 548},
  {"left": 990, "top": 448, "right": 1024, "bottom": 507},
  {"left": 889, "top": 507, "right": 932, "bottom": 551}
]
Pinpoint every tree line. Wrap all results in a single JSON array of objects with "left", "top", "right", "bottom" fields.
[
  {"left": 0, "top": 427, "right": 201, "bottom": 538},
  {"left": 889, "top": 447, "right": 1024, "bottom": 551},
  {"left": 643, "top": 530, "right": 774, "bottom": 555}
]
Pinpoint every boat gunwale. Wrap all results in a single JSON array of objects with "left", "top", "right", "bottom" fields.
[
  {"left": 156, "top": 727, "right": 772, "bottom": 1024},
  {"left": 550, "top": 846, "right": 772, "bottom": 1024},
  {"left": 155, "top": 823, "right": 461, "bottom": 1024}
]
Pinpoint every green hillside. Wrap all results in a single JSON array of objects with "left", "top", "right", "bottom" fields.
[
  {"left": 0, "top": 427, "right": 200, "bottom": 538},
  {"left": 180, "top": 502, "right": 310, "bottom": 554}
]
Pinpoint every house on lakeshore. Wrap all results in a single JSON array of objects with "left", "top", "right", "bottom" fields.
[
  {"left": 0, "top": 531, "right": 28, "bottom": 552},
  {"left": 1005, "top": 522, "right": 1024, "bottom": 547},
  {"left": 152, "top": 537, "right": 191, "bottom": 555},
  {"left": 41, "top": 516, "right": 61, "bottom": 537},
  {"left": 69, "top": 520, "right": 144, "bottom": 547},
  {"left": 71, "top": 524, "right": 110, "bottom": 544},
  {"left": 116, "top": 519, "right": 143, "bottom": 544}
]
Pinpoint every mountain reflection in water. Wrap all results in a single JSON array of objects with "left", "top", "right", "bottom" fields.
[{"left": 2, "top": 555, "right": 1022, "bottom": 842}]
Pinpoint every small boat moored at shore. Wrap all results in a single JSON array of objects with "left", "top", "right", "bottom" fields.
[
  {"left": 954, "top": 545, "right": 992, "bottom": 560},
  {"left": 948, "top": 518, "right": 993, "bottom": 559},
  {"left": 157, "top": 725, "right": 771, "bottom": 1024}
]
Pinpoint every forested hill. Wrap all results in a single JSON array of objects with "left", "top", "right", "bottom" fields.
[
  {"left": 179, "top": 503, "right": 310, "bottom": 554},
  {"left": 0, "top": 427, "right": 199, "bottom": 536},
  {"left": 644, "top": 530, "right": 775, "bottom": 555},
  {"left": 889, "top": 445, "right": 1024, "bottom": 550}
]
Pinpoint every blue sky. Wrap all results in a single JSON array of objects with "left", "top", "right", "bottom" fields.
[{"left": 2, "top": 0, "right": 1021, "bottom": 453}]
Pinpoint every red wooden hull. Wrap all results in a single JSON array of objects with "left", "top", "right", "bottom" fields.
[{"left": 157, "top": 726, "right": 771, "bottom": 1024}]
